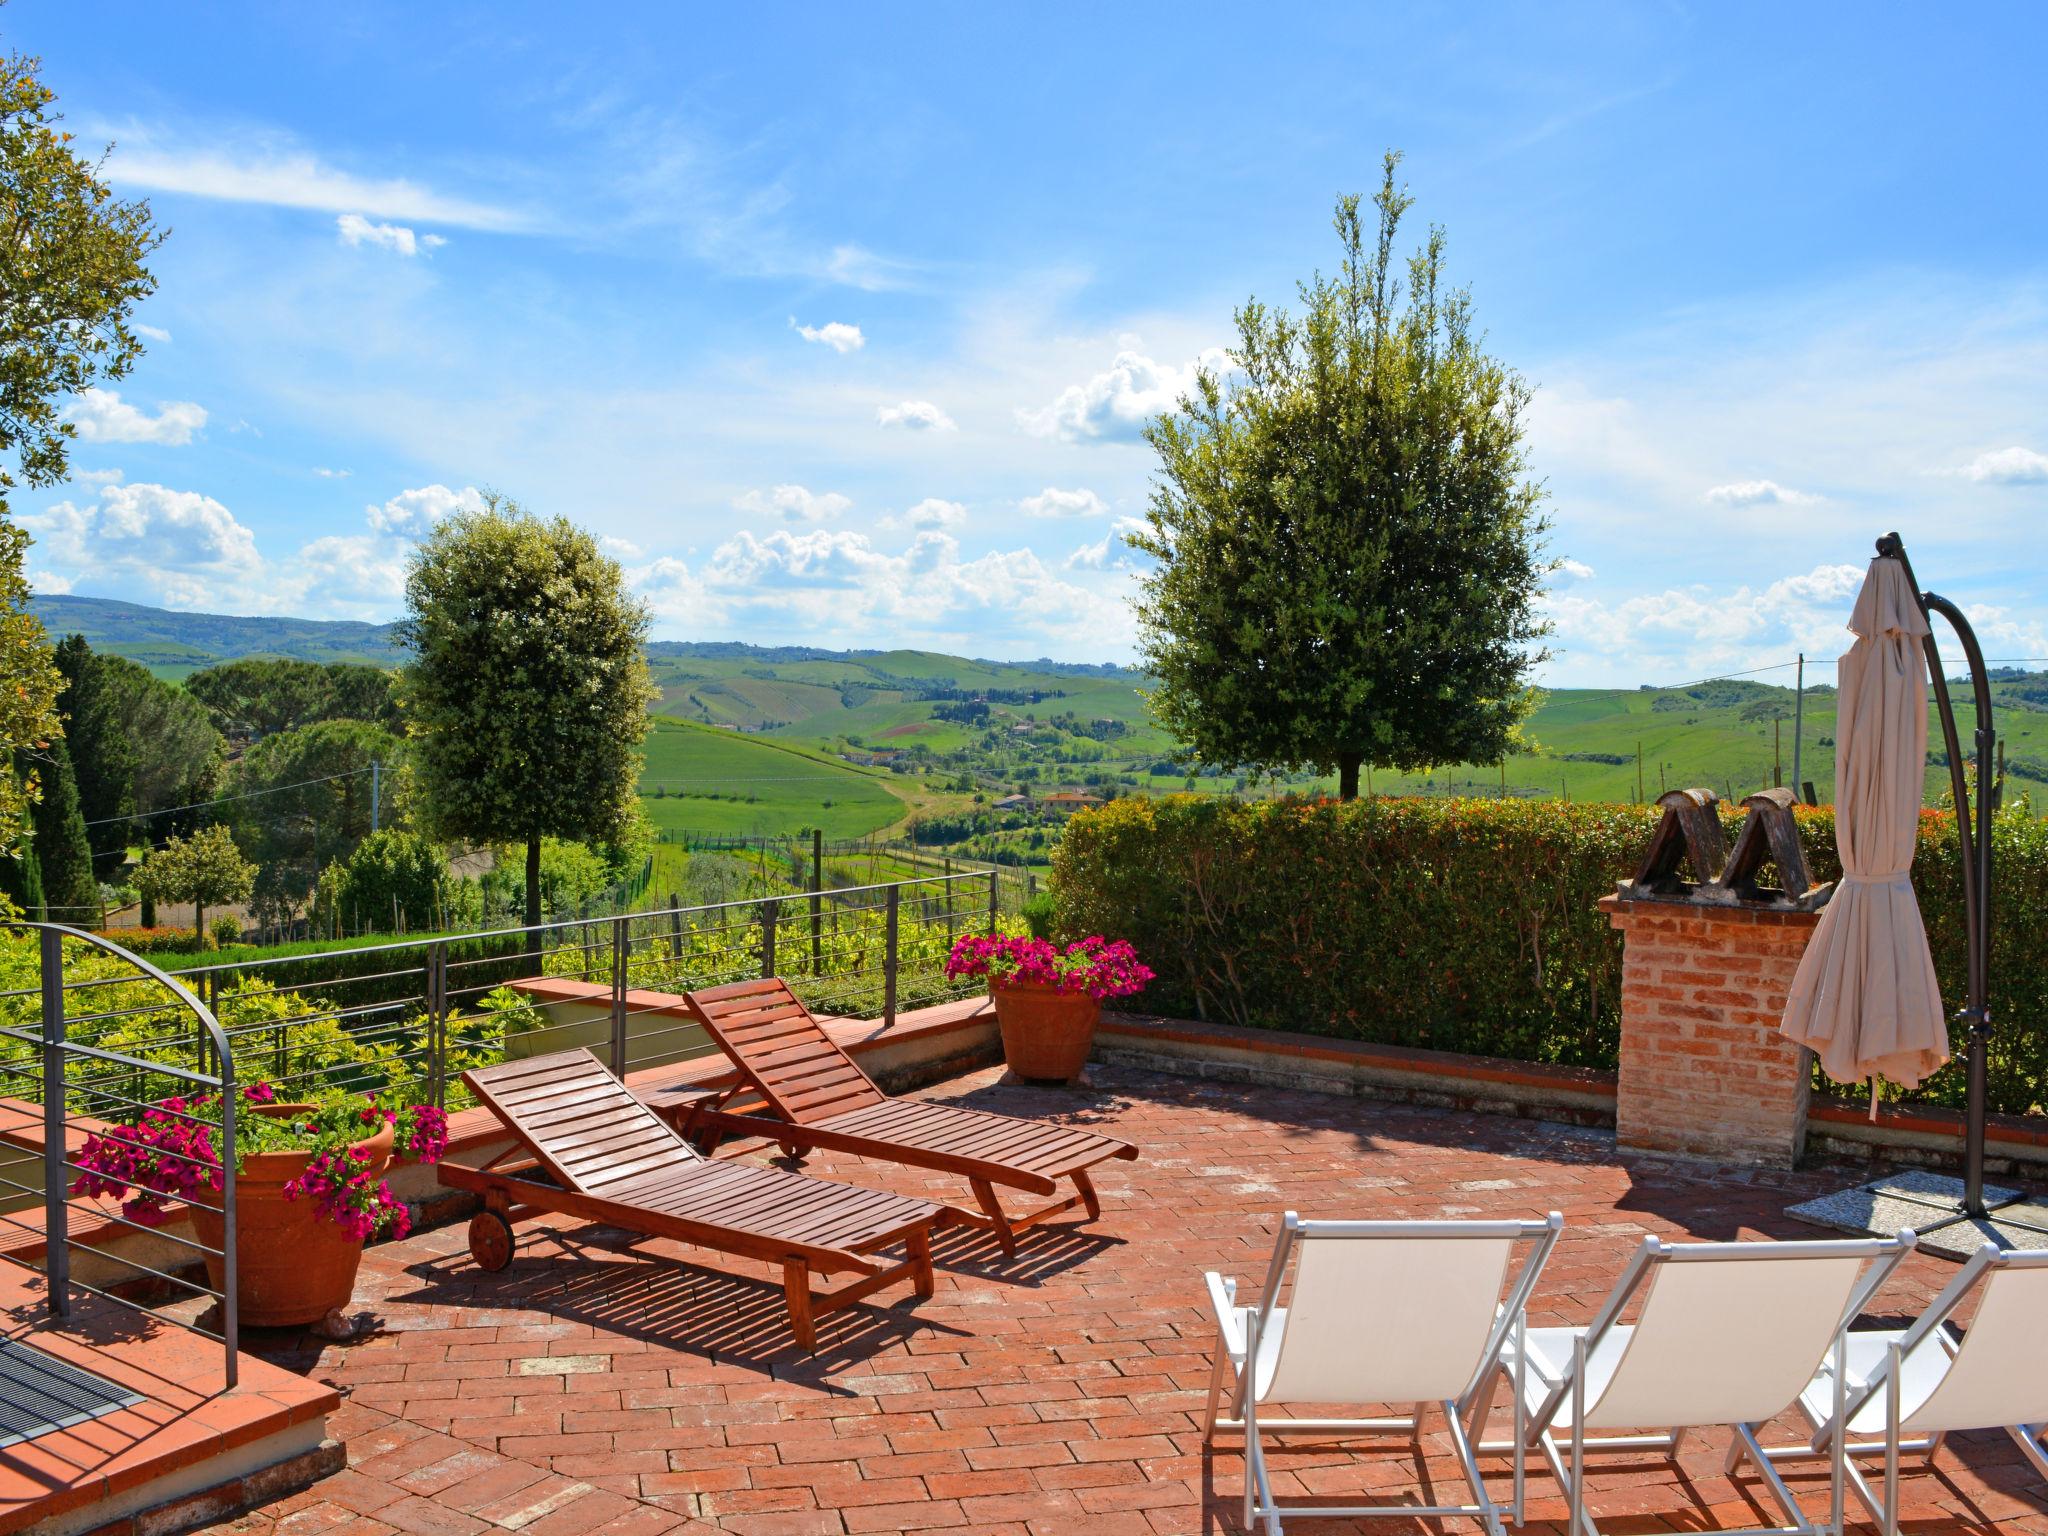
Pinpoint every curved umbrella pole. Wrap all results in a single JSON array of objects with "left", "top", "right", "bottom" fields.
[{"left": 1874, "top": 533, "right": 1997, "bottom": 1219}]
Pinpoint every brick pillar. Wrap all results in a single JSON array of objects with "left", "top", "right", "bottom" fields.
[{"left": 1600, "top": 894, "right": 1819, "bottom": 1168}]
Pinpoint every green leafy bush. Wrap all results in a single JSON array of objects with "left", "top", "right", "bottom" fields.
[{"left": 1051, "top": 794, "right": 2048, "bottom": 1114}]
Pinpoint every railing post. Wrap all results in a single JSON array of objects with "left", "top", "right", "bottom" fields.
[
  {"left": 987, "top": 870, "right": 999, "bottom": 935},
  {"left": 760, "top": 900, "right": 778, "bottom": 980},
  {"left": 38, "top": 928, "right": 68, "bottom": 1320},
  {"left": 428, "top": 941, "right": 448, "bottom": 1108},
  {"left": 810, "top": 829, "right": 824, "bottom": 976},
  {"left": 883, "top": 885, "right": 900, "bottom": 1029},
  {"left": 217, "top": 1019, "right": 238, "bottom": 1388},
  {"left": 667, "top": 895, "right": 683, "bottom": 965},
  {"left": 609, "top": 917, "right": 628, "bottom": 1075}
]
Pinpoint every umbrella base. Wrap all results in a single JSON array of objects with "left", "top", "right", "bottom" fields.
[{"left": 1785, "top": 1170, "right": 2039, "bottom": 1260}]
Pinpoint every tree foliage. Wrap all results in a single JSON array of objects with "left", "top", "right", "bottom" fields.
[
  {"left": 88, "top": 652, "right": 220, "bottom": 832},
  {"left": 312, "top": 828, "right": 445, "bottom": 936},
  {"left": 398, "top": 496, "right": 653, "bottom": 927},
  {"left": 134, "top": 824, "right": 253, "bottom": 943},
  {"left": 0, "top": 42, "right": 159, "bottom": 907},
  {"left": 227, "top": 718, "right": 399, "bottom": 922},
  {"left": 1131, "top": 154, "right": 1550, "bottom": 798},
  {"left": 0, "top": 521, "right": 59, "bottom": 892},
  {"left": 53, "top": 634, "right": 135, "bottom": 857},
  {"left": 0, "top": 39, "right": 163, "bottom": 495},
  {"left": 26, "top": 737, "right": 94, "bottom": 919},
  {"left": 185, "top": 657, "right": 398, "bottom": 741}
]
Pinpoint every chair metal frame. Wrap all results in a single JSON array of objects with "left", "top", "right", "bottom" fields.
[
  {"left": 1763, "top": 1241, "right": 2048, "bottom": 1536},
  {"left": 1500, "top": 1231, "right": 1917, "bottom": 1536},
  {"left": 1203, "top": 1211, "right": 1563, "bottom": 1536}
]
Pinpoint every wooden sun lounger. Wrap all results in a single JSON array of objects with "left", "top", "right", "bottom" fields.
[
  {"left": 437, "top": 1048, "right": 942, "bottom": 1350},
  {"left": 672, "top": 978, "right": 1138, "bottom": 1255}
]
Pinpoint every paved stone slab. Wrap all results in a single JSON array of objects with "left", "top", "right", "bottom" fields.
[{"left": 200, "top": 1063, "right": 2048, "bottom": 1535}]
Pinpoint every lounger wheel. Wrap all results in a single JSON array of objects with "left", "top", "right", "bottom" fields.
[
  {"left": 468, "top": 1210, "right": 514, "bottom": 1272},
  {"left": 777, "top": 1141, "right": 808, "bottom": 1164}
]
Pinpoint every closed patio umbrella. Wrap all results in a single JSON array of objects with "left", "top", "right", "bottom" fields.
[{"left": 1780, "top": 556, "right": 1950, "bottom": 1089}]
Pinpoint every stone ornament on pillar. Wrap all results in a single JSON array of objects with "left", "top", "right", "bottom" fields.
[{"left": 1604, "top": 787, "right": 1831, "bottom": 1169}]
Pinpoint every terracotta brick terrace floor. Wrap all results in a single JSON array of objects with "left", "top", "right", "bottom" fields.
[{"left": 204, "top": 1063, "right": 2047, "bottom": 1536}]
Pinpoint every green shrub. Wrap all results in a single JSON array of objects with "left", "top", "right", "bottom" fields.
[
  {"left": 1051, "top": 793, "right": 2048, "bottom": 1114},
  {"left": 210, "top": 914, "right": 242, "bottom": 947}
]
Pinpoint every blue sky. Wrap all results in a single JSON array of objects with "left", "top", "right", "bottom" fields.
[{"left": 8, "top": 2, "right": 2047, "bottom": 685}]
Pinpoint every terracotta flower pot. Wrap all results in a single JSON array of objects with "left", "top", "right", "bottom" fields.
[
  {"left": 990, "top": 981, "right": 1100, "bottom": 1083},
  {"left": 188, "top": 1107, "right": 394, "bottom": 1329}
]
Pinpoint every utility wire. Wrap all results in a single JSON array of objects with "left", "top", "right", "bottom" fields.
[{"left": 82, "top": 767, "right": 373, "bottom": 828}]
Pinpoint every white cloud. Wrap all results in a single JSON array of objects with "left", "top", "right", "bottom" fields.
[
  {"left": 1020, "top": 486, "right": 1109, "bottom": 519},
  {"left": 365, "top": 483, "right": 485, "bottom": 538},
  {"left": 654, "top": 526, "right": 1132, "bottom": 649},
  {"left": 105, "top": 137, "right": 528, "bottom": 231},
  {"left": 790, "top": 318, "right": 865, "bottom": 354},
  {"left": 135, "top": 323, "right": 172, "bottom": 343},
  {"left": 875, "top": 399, "right": 955, "bottom": 432},
  {"left": 63, "top": 389, "right": 207, "bottom": 446},
  {"left": 1018, "top": 347, "right": 1226, "bottom": 443},
  {"left": 1544, "top": 562, "right": 1868, "bottom": 683},
  {"left": 314, "top": 467, "right": 351, "bottom": 479},
  {"left": 1955, "top": 446, "right": 2048, "bottom": 485},
  {"left": 336, "top": 213, "right": 446, "bottom": 256},
  {"left": 734, "top": 484, "right": 852, "bottom": 523},
  {"left": 22, "top": 482, "right": 262, "bottom": 604},
  {"left": 1065, "top": 517, "right": 1150, "bottom": 571},
  {"left": 71, "top": 468, "right": 125, "bottom": 488},
  {"left": 1703, "top": 479, "right": 1821, "bottom": 507},
  {"left": 1554, "top": 557, "right": 1597, "bottom": 581},
  {"left": 879, "top": 498, "right": 967, "bottom": 531}
]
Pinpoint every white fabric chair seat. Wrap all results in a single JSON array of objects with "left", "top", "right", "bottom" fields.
[
  {"left": 1505, "top": 1326, "right": 1635, "bottom": 1431},
  {"left": 1796, "top": 1328, "right": 1957, "bottom": 1437}
]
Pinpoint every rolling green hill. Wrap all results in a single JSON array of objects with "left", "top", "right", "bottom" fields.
[
  {"left": 28, "top": 594, "right": 402, "bottom": 677},
  {"left": 27, "top": 596, "right": 2045, "bottom": 819},
  {"left": 638, "top": 716, "right": 909, "bottom": 837}
]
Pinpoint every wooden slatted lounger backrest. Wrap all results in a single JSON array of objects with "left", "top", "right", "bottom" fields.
[
  {"left": 465, "top": 1049, "right": 703, "bottom": 1200},
  {"left": 685, "top": 978, "right": 888, "bottom": 1126}
]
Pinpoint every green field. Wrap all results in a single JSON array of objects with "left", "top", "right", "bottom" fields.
[{"left": 637, "top": 717, "right": 908, "bottom": 837}]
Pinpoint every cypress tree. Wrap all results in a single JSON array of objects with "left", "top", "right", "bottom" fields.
[
  {"left": 54, "top": 636, "right": 137, "bottom": 860},
  {"left": 0, "top": 793, "right": 43, "bottom": 917},
  {"left": 32, "top": 740, "right": 98, "bottom": 924}
]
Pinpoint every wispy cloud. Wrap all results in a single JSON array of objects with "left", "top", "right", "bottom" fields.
[
  {"left": 105, "top": 133, "right": 529, "bottom": 231},
  {"left": 876, "top": 400, "right": 956, "bottom": 431},
  {"left": 1703, "top": 479, "right": 1821, "bottom": 507},
  {"left": 337, "top": 214, "right": 446, "bottom": 256},
  {"left": 734, "top": 484, "right": 852, "bottom": 523},
  {"left": 1021, "top": 486, "right": 1108, "bottom": 518},
  {"left": 790, "top": 317, "right": 865, "bottom": 353},
  {"left": 1953, "top": 446, "right": 2048, "bottom": 485}
]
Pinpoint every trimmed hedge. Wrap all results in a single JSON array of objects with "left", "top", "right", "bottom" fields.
[{"left": 1050, "top": 794, "right": 2048, "bottom": 1115}]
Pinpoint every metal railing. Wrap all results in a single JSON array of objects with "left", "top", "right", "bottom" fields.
[
  {"left": 150, "top": 868, "right": 1008, "bottom": 1108},
  {"left": 0, "top": 923, "right": 240, "bottom": 1386},
  {"left": 0, "top": 869, "right": 1012, "bottom": 1380}
]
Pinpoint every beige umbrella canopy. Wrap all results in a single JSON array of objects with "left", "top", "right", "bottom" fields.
[{"left": 1780, "top": 557, "right": 1950, "bottom": 1088}]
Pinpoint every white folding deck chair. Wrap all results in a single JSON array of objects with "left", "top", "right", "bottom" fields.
[
  {"left": 1202, "top": 1210, "right": 1563, "bottom": 1536},
  {"left": 1502, "top": 1231, "right": 1917, "bottom": 1536},
  {"left": 1771, "top": 1242, "right": 2048, "bottom": 1536}
]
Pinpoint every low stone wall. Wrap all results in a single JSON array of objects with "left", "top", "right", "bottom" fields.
[{"left": 1094, "top": 1012, "right": 1616, "bottom": 1126}]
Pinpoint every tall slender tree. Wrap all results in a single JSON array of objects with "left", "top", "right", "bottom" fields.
[
  {"left": 398, "top": 496, "right": 653, "bottom": 929},
  {"left": 28, "top": 739, "right": 95, "bottom": 920},
  {"left": 1132, "top": 154, "right": 1550, "bottom": 799},
  {"left": 1, "top": 41, "right": 161, "bottom": 897},
  {"left": 53, "top": 635, "right": 136, "bottom": 858}
]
